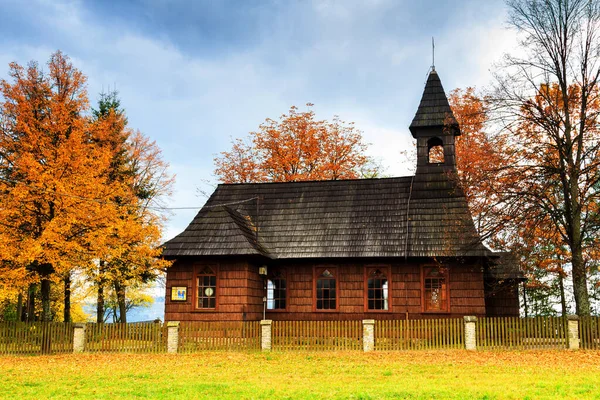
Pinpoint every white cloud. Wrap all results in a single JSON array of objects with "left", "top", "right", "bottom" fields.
[{"left": 1, "top": 0, "right": 520, "bottom": 242}]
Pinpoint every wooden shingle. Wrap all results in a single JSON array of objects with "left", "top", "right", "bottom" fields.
[{"left": 162, "top": 169, "right": 489, "bottom": 259}]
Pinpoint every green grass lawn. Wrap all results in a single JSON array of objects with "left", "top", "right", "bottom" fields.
[{"left": 1, "top": 350, "right": 599, "bottom": 399}]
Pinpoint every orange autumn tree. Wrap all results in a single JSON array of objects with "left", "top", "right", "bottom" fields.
[
  {"left": 0, "top": 52, "right": 174, "bottom": 323},
  {"left": 91, "top": 91, "right": 174, "bottom": 323},
  {"left": 449, "top": 88, "right": 514, "bottom": 242},
  {"left": 450, "top": 83, "right": 600, "bottom": 315},
  {"left": 214, "top": 104, "right": 371, "bottom": 183},
  {"left": 504, "top": 82, "right": 600, "bottom": 316},
  {"left": 0, "top": 52, "right": 123, "bottom": 322}
]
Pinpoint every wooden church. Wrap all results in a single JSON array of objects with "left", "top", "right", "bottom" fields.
[{"left": 162, "top": 68, "right": 523, "bottom": 322}]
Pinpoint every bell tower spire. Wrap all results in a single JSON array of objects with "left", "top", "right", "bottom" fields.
[{"left": 409, "top": 69, "right": 460, "bottom": 172}]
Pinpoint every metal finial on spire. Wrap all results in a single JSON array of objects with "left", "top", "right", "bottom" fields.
[{"left": 432, "top": 37, "right": 435, "bottom": 71}]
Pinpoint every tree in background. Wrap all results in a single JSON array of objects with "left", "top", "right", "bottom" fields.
[
  {"left": 214, "top": 104, "right": 373, "bottom": 183},
  {"left": 449, "top": 86, "right": 593, "bottom": 316},
  {"left": 0, "top": 52, "right": 173, "bottom": 323},
  {"left": 91, "top": 92, "right": 174, "bottom": 323},
  {"left": 101, "top": 282, "right": 154, "bottom": 323},
  {"left": 490, "top": 0, "right": 600, "bottom": 316},
  {"left": 449, "top": 88, "right": 514, "bottom": 242},
  {"left": 0, "top": 52, "right": 121, "bottom": 322}
]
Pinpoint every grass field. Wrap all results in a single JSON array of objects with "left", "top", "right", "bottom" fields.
[{"left": 1, "top": 350, "right": 599, "bottom": 399}]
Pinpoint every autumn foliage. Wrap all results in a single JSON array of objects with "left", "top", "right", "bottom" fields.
[
  {"left": 214, "top": 104, "right": 371, "bottom": 183},
  {"left": 0, "top": 51, "right": 173, "bottom": 322},
  {"left": 449, "top": 82, "right": 600, "bottom": 315}
]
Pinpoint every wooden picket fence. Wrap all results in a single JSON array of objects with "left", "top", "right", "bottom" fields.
[
  {"left": 3, "top": 316, "right": 600, "bottom": 355},
  {"left": 476, "top": 317, "right": 568, "bottom": 350},
  {"left": 84, "top": 322, "right": 166, "bottom": 353},
  {"left": 0, "top": 322, "right": 73, "bottom": 355},
  {"left": 375, "top": 318, "right": 464, "bottom": 350},
  {"left": 178, "top": 321, "right": 260, "bottom": 352},
  {"left": 580, "top": 316, "right": 600, "bottom": 350},
  {"left": 272, "top": 320, "right": 363, "bottom": 351}
]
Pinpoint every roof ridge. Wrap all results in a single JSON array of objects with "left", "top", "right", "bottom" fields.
[{"left": 218, "top": 175, "right": 416, "bottom": 187}]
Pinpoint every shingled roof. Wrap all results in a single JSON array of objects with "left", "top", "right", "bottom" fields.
[
  {"left": 485, "top": 252, "right": 526, "bottom": 281},
  {"left": 163, "top": 67, "right": 491, "bottom": 260},
  {"left": 162, "top": 170, "right": 489, "bottom": 259},
  {"left": 409, "top": 69, "right": 459, "bottom": 135}
]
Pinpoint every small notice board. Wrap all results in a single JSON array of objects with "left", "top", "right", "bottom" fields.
[{"left": 171, "top": 286, "right": 187, "bottom": 301}]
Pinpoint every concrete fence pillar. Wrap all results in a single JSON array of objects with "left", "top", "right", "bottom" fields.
[
  {"left": 567, "top": 315, "right": 580, "bottom": 350},
  {"left": 464, "top": 316, "right": 477, "bottom": 351},
  {"left": 261, "top": 320, "right": 272, "bottom": 352},
  {"left": 363, "top": 319, "right": 375, "bottom": 352},
  {"left": 167, "top": 321, "right": 180, "bottom": 354},
  {"left": 73, "top": 323, "right": 86, "bottom": 353}
]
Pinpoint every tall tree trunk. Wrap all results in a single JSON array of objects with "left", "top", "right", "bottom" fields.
[
  {"left": 63, "top": 274, "right": 71, "bottom": 323},
  {"left": 38, "top": 263, "right": 54, "bottom": 322},
  {"left": 522, "top": 282, "right": 529, "bottom": 318},
  {"left": 27, "top": 284, "right": 35, "bottom": 322},
  {"left": 115, "top": 281, "right": 127, "bottom": 323},
  {"left": 570, "top": 242, "right": 591, "bottom": 316},
  {"left": 96, "top": 260, "right": 105, "bottom": 324},
  {"left": 558, "top": 273, "right": 567, "bottom": 317},
  {"left": 40, "top": 275, "right": 52, "bottom": 354},
  {"left": 17, "top": 292, "right": 23, "bottom": 322},
  {"left": 40, "top": 276, "right": 51, "bottom": 322},
  {"left": 97, "top": 283, "right": 105, "bottom": 323}
]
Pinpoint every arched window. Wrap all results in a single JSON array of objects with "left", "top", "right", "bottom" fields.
[
  {"left": 315, "top": 267, "right": 337, "bottom": 311},
  {"left": 196, "top": 265, "right": 217, "bottom": 309},
  {"left": 267, "top": 270, "right": 287, "bottom": 310},
  {"left": 427, "top": 137, "right": 444, "bottom": 164},
  {"left": 366, "top": 267, "right": 389, "bottom": 311}
]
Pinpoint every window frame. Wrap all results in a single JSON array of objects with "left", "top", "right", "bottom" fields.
[
  {"left": 313, "top": 266, "right": 339, "bottom": 312},
  {"left": 420, "top": 265, "right": 450, "bottom": 313},
  {"left": 193, "top": 264, "right": 219, "bottom": 312},
  {"left": 266, "top": 268, "right": 288, "bottom": 312},
  {"left": 364, "top": 265, "right": 392, "bottom": 313}
]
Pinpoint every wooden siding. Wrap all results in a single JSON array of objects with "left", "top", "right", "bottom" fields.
[
  {"left": 165, "top": 259, "right": 262, "bottom": 322},
  {"left": 483, "top": 279, "right": 520, "bottom": 317},
  {"left": 165, "top": 258, "right": 488, "bottom": 322}
]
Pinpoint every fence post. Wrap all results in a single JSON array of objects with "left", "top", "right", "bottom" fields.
[
  {"left": 363, "top": 319, "right": 375, "bottom": 352},
  {"left": 567, "top": 315, "right": 580, "bottom": 350},
  {"left": 260, "top": 320, "right": 272, "bottom": 352},
  {"left": 167, "top": 321, "right": 180, "bottom": 354},
  {"left": 464, "top": 316, "right": 477, "bottom": 351},
  {"left": 73, "top": 323, "right": 86, "bottom": 353}
]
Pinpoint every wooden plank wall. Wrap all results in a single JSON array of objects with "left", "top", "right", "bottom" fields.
[
  {"left": 165, "top": 259, "right": 262, "bottom": 321},
  {"left": 484, "top": 279, "right": 521, "bottom": 317},
  {"left": 165, "top": 259, "right": 487, "bottom": 322},
  {"left": 265, "top": 261, "right": 486, "bottom": 321}
]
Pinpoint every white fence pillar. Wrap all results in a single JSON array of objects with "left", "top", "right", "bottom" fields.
[
  {"left": 464, "top": 316, "right": 477, "bottom": 351},
  {"left": 167, "top": 321, "right": 180, "bottom": 354},
  {"left": 363, "top": 319, "right": 375, "bottom": 352},
  {"left": 567, "top": 315, "right": 580, "bottom": 350},
  {"left": 73, "top": 323, "right": 86, "bottom": 353},
  {"left": 261, "top": 320, "right": 272, "bottom": 352}
]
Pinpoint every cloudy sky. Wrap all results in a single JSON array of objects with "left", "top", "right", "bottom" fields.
[{"left": 1, "top": 0, "right": 518, "bottom": 240}]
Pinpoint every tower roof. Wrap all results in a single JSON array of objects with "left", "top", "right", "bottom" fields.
[{"left": 409, "top": 69, "right": 459, "bottom": 137}]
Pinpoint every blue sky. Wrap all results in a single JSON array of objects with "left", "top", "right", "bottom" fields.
[{"left": 1, "top": 0, "right": 518, "bottom": 240}]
